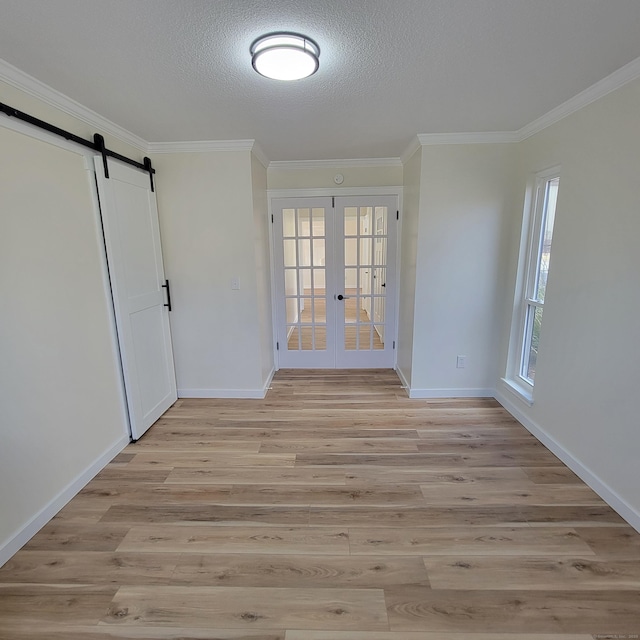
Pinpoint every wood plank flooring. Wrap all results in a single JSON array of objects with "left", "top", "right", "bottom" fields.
[{"left": 1, "top": 369, "right": 639, "bottom": 639}]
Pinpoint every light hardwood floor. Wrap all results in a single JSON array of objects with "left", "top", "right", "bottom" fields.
[{"left": 1, "top": 369, "right": 639, "bottom": 639}]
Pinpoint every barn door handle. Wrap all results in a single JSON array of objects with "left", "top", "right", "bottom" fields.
[{"left": 162, "top": 279, "right": 172, "bottom": 312}]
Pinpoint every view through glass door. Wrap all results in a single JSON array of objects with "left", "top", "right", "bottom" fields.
[{"left": 273, "top": 195, "right": 397, "bottom": 368}]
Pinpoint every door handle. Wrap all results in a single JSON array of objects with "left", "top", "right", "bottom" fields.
[
  {"left": 162, "top": 279, "right": 172, "bottom": 312},
  {"left": 337, "top": 294, "right": 352, "bottom": 300},
  {"left": 381, "top": 283, "right": 386, "bottom": 287}
]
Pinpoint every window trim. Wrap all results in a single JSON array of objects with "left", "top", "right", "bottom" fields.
[{"left": 505, "top": 165, "right": 560, "bottom": 402}]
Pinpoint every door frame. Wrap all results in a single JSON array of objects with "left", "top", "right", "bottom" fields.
[{"left": 268, "top": 186, "right": 403, "bottom": 370}]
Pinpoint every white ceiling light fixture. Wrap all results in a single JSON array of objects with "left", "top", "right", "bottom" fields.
[{"left": 251, "top": 32, "right": 320, "bottom": 81}]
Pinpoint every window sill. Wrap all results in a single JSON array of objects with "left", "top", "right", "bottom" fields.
[{"left": 500, "top": 377, "right": 533, "bottom": 406}]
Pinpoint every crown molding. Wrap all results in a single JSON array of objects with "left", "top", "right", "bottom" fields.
[
  {"left": 517, "top": 54, "right": 640, "bottom": 141},
  {"left": 250, "top": 141, "right": 270, "bottom": 169},
  {"left": 400, "top": 136, "right": 421, "bottom": 164},
  {"left": 148, "top": 138, "right": 270, "bottom": 167},
  {"left": 400, "top": 131, "right": 517, "bottom": 162},
  {"left": 417, "top": 131, "right": 520, "bottom": 145},
  {"left": 406, "top": 54, "right": 640, "bottom": 150},
  {"left": 268, "top": 157, "right": 402, "bottom": 170},
  {"left": 147, "top": 139, "right": 260, "bottom": 154},
  {"left": 0, "top": 57, "right": 147, "bottom": 152}
]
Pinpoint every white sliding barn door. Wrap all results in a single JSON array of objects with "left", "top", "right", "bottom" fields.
[{"left": 95, "top": 158, "right": 177, "bottom": 440}]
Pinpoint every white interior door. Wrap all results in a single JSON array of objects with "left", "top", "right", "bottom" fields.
[
  {"left": 335, "top": 196, "right": 397, "bottom": 368},
  {"left": 273, "top": 195, "right": 397, "bottom": 368},
  {"left": 95, "top": 157, "right": 177, "bottom": 440},
  {"left": 272, "top": 198, "right": 335, "bottom": 368}
]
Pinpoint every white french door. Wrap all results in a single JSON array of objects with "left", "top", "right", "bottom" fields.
[
  {"left": 272, "top": 195, "right": 397, "bottom": 368},
  {"left": 95, "top": 158, "right": 177, "bottom": 440}
]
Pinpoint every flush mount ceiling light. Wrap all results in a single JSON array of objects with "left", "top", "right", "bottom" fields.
[{"left": 250, "top": 32, "right": 320, "bottom": 81}]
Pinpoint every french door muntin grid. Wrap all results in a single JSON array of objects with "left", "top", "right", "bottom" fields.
[
  {"left": 283, "top": 204, "right": 329, "bottom": 352},
  {"left": 341, "top": 205, "right": 387, "bottom": 351},
  {"left": 273, "top": 195, "right": 396, "bottom": 368}
]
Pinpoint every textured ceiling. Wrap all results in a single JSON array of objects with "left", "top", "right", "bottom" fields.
[{"left": 1, "top": 0, "right": 640, "bottom": 160}]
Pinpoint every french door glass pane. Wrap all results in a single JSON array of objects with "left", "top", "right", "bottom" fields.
[
  {"left": 285, "top": 297, "right": 297, "bottom": 324},
  {"left": 283, "top": 240, "right": 297, "bottom": 267},
  {"left": 283, "top": 209, "right": 296, "bottom": 237},
  {"left": 312, "top": 268, "right": 325, "bottom": 290},
  {"left": 340, "top": 205, "right": 389, "bottom": 353},
  {"left": 344, "top": 268, "right": 357, "bottom": 290},
  {"left": 344, "top": 207, "right": 358, "bottom": 236},
  {"left": 314, "top": 294, "right": 326, "bottom": 323},
  {"left": 359, "top": 325, "right": 373, "bottom": 350},
  {"left": 312, "top": 239, "right": 324, "bottom": 266},
  {"left": 300, "top": 297, "right": 312, "bottom": 318},
  {"left": 282, "top": 206, "right": 327, "bottom": 352},
  {"left": 344, "top": 238, "right": 357, "bottom": 265},
  {"left": 284, "top": 269, "right": 298, "bottom": 301},
  {"left": 311, "top": 208, "right": 325, "bottom": 236},
  {"left": 375, "top": 207, "right": 388, "bottom": 234},
  {"left": 297, "top": 239, "right": 310, "bottom": 266},
  {"left": 344, "top": 296, "right": 357, "bottom": 324},
  {"left": 297, "top": 209, "right": 311, "bottom": 236},
  {"left": 374, "top": 325, "right": 384, "bottom": 349},
  {"left": 360, "top": 238, "right": 372, "bottom": 265},
  {"left": 358, "top": 207, "right": 370, "bottom": 234},
  {"left": 298, "top": 269, "right": 311, "bottom": 295},
  {"left": 359, "top": 268, "right": 372, "bottom": 294},
  {"left": 362, "top": 292, "right": 371, "bottom": 315},
  {"left": 300, "top": 326, "right": 313, "bottom": 350}
]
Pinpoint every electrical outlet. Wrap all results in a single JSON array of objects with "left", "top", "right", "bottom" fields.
[{"left": 456, "top": 355, "right": 466, "bottom": 369}]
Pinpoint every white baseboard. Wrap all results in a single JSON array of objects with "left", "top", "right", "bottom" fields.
[
  {"left": 178, "top": 388, "right": 268, "bottom": 399},
  {"left": 495, "top": 388, "right": 640, "bottom": 534},
  {"left": 409, "top": 387, "right": 495, "bottom": 399},
  {"left": 0, "top": 435, "right": 129, "bottom": 568},
  {"left": 262, "top": 367, "right": 276, "bottom": 397},
  {"left": 179, "top": 365, "right": 275, "bottom": 400},
  {"left": 395, "top": 366, "right": 411, "bottom": 395}
]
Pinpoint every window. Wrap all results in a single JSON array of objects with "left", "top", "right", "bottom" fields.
[
  {"left": 505, "top": 168, "right": 560, "bottom": 400},
  {"left": 521, "top": 174, "right": 559, "bottom": 383}
]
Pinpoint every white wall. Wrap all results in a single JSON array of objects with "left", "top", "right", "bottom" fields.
[
  {"left": 407, "top": 143, "right": 516, "bottom": 396},
  {"left": 0, "top": 123, "right": 129, "bottom": 565},
  {"left": 396, "top": 147, "right": 421, "bottom": 387},
  {"left": 152, "top": 150, "right": 271, "bottom": 397},
  {"left": 268, "top": 164, "right": 402, "bottom": 190},
  {"left": 496, "top": 77, "right": 640, "bottom": 529}
]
